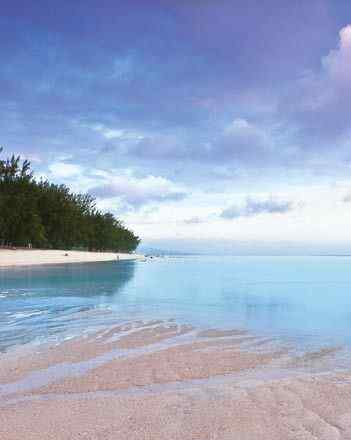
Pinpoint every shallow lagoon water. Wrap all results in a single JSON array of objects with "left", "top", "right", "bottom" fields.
[{"left": 1, "top": 256, "right": 351, "bottom": 351}]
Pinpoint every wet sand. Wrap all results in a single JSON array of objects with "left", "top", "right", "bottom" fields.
[
  {"left": 0, "top": 249, "right": 144, "bottom": 267},
  {"left": 1, "top": 321, "right": 351, "bottom": 439}
]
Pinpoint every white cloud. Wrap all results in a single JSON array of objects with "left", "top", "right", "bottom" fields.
[
  {"left": 283, "top": 24, "right": 351, "bottom": 146},
  {"left": 183, "top": 216, "right": 205, "bottom": 225},
  {"left": 89, "top": 173, "right": 187, "bottom": 207},
  {"left": 323, "top": 25, "right": 351, "bottom": 87},
  {"left": 226, "top": 118, "right": 253, "bottom": 132},
  {"left": 102, "top": 129, "right": 125, "bottom": 140},
  {"left": 221, "top": 197, "right": 294, "bottom": 219},
  {"left": 40, "top": 157, "right": 188, "bottom": 210},
  {"left": 48, "top": 162, "right": 83, "bottom": 179},
  {"left": 89, "top": 123, "right": 145, "bottom": 141},
  {"left": 212, "top": 117, "right": 273, "bottom": 163},
  {"left": 91, "top": 124, "right": 125, "bottom": 139}
]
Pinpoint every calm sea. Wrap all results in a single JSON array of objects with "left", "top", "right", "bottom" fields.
[{"left": 1, "top": 256, "right": 351, "bottom": 352}]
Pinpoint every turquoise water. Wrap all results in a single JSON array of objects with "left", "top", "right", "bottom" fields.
[{"left": 1, "top": 256, "right": 351, "bottom": 352}]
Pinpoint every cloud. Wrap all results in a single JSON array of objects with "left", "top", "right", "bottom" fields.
[
  {"left": 90, "top": 124, "right": 144, "bottom": 141},
  {"left": 89, "top": 174, "right": 187, "bottom": 207},
  {"left": 100, "top": 118, "right": 276, "bottom": 167},
  {"left": 342, "top": 192, "right": 351, "bottom": 203},
  {"left": 43, "top": 159, "right": 188, "bottom": 210},
  {"left": 183, "top": 216, "right": 204, "bottom": 225},
  {"left": 221, "top": 197, "right": 293, "bottom": 219},
  {"left": 128, "top": 134, "right": 189, "bottom": 159},
  {"left": 211, "top": 118, "right": 273, "bottom": 164},
  {"left": 282, "top": 24, "right": 351, "bottom": 146},
  {"left": 97, "top": 128, "right": 125, "bottom": 140},
  {"left": 48, "top": 162, "right": 83, "bottom": 179},
  {"left": 0, "top": 2, "right": 342, "bottom": 178},
  {"left": 323, "top": 25, "right": 351, "bottom": 89}
]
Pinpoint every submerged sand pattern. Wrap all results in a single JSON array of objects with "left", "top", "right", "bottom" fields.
[{"left": 1, "top": 321, "right": 351, "bottom": 439}]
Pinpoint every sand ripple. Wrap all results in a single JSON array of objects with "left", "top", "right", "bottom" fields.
[{"left": 1, "top": 321, "right": 351, "bottom": 439}]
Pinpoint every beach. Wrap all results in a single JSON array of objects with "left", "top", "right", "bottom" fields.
[
  {"left": 2, "top": 256, "right": 351, "bottom": 439},
  {"left": 2, "top": 2, "right": 351, "bottom": 437},
  {"left": 0, "top": 249, "right": 144, "bottom": 267},
  {"left": 1, "top": 320, "right": 351, "bottom": 439}
]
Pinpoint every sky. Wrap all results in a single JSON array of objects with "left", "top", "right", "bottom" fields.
[{"left": 2, "top": 0, "right": 351, "bottom": 253}]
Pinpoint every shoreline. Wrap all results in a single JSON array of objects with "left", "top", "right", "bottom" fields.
[
  {"left": 0, "top": 249, "right": 144, "bottom": 268},
  {"left": 1, "top": 320, "right": 351, "bottom": 439}
]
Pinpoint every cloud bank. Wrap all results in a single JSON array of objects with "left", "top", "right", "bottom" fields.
[
  {"left": 221, "top": 198, "right": 294, "bottom": 219},
  {"left": 89, "top": 174, "right": 187, "bottom": 208},
  {"left": 2, "top": 2, "right": 351, "bottom": 245}
]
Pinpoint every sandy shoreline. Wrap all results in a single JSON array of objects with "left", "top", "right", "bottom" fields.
[
  {"left": 0, "top": 249, "right": 144, "bottom": 267},
  {"left": 1, "top": 321, "right": 351, "bottom": 439}
]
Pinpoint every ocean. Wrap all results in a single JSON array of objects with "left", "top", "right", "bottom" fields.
[{"left": 1, "top": 256, "right": 351, "bottom": 352}]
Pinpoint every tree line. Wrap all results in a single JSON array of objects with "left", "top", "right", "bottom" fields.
[{"left": 0, "top": 149, "right": 140, "bottom": 252}]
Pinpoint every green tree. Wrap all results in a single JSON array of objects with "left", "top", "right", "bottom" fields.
[{"left": 0, "top": 148, "right": 140, "bottom": 251}]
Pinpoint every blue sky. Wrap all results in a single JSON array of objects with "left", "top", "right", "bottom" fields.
[{"left": 2, "top": 1, "right": 351, "bottom": 251}]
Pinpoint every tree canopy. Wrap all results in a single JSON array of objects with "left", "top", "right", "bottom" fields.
[{"left": 0, "top": 148, "right": 140, "bottom": 252}]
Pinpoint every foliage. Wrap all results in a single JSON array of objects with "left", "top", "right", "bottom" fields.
[{"left": 0, "top": 148, "right": 140, "bottom": 252}]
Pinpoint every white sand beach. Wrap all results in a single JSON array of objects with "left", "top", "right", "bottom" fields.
[
  {"left": 1, "top": 321, "right": 350, "bottom": 440},
  {"left": 0, "top": 249, "right": 144, "bottom": 267}
]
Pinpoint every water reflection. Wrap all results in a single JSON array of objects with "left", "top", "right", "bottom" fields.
[
  {"left": 0, "top": 260, "right": 136, "bottom": 297},
  {"left": 2, "top": 256, "right": 351, "bottom": 352},
  {"left": 0, "top": 261, "right": 136, "bottom": 351}
]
